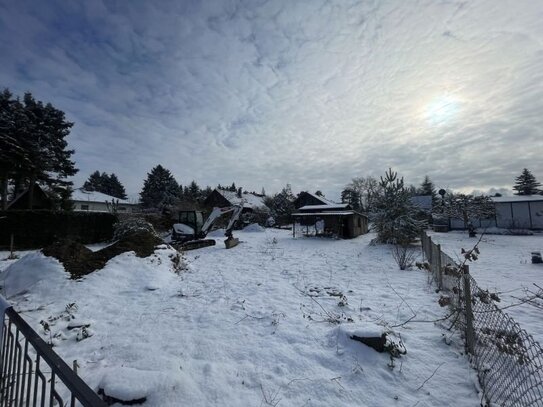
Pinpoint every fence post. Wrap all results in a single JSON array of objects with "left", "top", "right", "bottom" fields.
[
  {"left": 436, "top": 244, "right": 443, "bottom": 290},
  {"left": 462, "top": 265, "right": 475, "bottom": 355},
  {"left": 428, "top": 236, "right": 432, "bottom": 266}
]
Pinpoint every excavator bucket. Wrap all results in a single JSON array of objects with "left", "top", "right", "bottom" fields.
[{"left": 224, "top": 236, "right": 240, "bottom": 249}]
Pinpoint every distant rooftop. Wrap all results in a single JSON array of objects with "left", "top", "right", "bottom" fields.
[
  {"left": 491, "top": 195, "right": 543, "bottom": 203},
  {"left": 72, "top": 188, "right": 133, "bottom": 205},
  {"left": 216, "top": 189, "right": 269, "bottom": 211}
]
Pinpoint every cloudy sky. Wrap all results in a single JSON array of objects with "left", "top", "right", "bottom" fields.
[{"left": 1, "top": 0, "right": 542, "bottom": 199}]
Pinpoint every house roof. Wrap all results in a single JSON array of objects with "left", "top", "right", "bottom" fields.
[
  {"left": 298, "top": 204, "right": 349, "bottom": 211},
  {"left": 292, "top": 211, "right": 356, "bottom": 216},
  {"left": 72, "top": 189, "right": 133, "bottom": 205},
  {"left": 215, "top": 189, "right": 269, "bottom": 211},
  {"left": 304, "top": 192, "right": 338, "bottom": 205},
  {"left": 491, "top": 195, "right": 543, "bottom": 203}
]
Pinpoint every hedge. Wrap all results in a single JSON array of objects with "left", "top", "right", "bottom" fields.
[{"left": 0, "top": 210, "right": 117, "bottom": 250}]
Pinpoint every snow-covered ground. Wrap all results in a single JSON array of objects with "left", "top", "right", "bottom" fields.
[
  {"left": 0, "top": 229, "right": 481, "bottom": 406},
  {"left": 428, "top": 230, "right": 543, "bottom": 345}
]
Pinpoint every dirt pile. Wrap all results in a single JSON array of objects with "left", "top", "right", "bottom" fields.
[{"left": 43, "top": 230, "right": 163, "bottom": 279}]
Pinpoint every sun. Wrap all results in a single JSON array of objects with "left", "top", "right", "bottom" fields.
[{"left": 423, "top": 95, "right": 461, "bottom": 126}]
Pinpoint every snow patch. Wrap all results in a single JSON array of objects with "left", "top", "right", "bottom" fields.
[
  {"left": 99, "top": 367, "right": 163, "bottom": 401},
  {"left": 242, "top": 223, "right": 265, "bottom": 232},
  {"left": 0, "top": 252, "right": 66, "bottom": 299}
]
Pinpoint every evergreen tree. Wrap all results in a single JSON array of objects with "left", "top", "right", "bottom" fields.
[
  {"left": 341, "top": 188, "right": 362, "bottom": 211},
  {"left": 371, "top": 169, "right": 426, "bottom": 244},
  {"left": 0, "top": 90, "right": 78, "bottom": 208},
  {"left": 83, "top": 171, "right": 127, "bottom": 199},
  {"left": 83, "top": 171, "right": 104, "bottom": 192},
  {"left": 107, "top": 173, "right": 127, "bottom": 199},
  {"left": 418, "top": 175, "right": 438, "bottom": 205},
  {"left": 265, "top": 184, "right": 296, "bottom": 221},
  {"left": 139, "top": 165, "right": 180, "bottom": 209},
  {"left": 513, "top": 168, "right": 541, "bottom": 195}
]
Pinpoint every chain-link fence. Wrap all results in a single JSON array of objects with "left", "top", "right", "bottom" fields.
[{"left": 421, "top": 232, "right": 543, "bottom": 406}]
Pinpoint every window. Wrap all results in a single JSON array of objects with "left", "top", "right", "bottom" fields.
[{"left": 81, "top": 204, "right": 89, "bottom": 210}]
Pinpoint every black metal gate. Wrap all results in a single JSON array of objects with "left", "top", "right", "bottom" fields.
[{"left": 1, "top": 304, "right": 106, "bottom": 406}]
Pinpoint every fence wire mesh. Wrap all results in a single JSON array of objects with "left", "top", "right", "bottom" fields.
[{"left": 421, "top": 232, "right": 543, "bottom": 407}]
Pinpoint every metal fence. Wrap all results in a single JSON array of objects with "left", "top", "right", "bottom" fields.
[
  {"left": 0, "top": 302, "right": 106, "bottom": 406},
  {"left": 421, "top": 232, "right": 543, "bottom": 407}
]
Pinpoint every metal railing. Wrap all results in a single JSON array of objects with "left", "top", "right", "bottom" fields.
[
  {"left": 0, "top": 304, "right": 106, "bottom": 406},
  {"left": 421, "top": 231, "right": 543, "bottom": 406}
]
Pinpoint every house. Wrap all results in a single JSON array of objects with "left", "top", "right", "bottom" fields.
[
  {"left": 203, "top": 189, "right": 270, "bottom": 213},
  {"left": 294, "top": 191, "right": 337, "bottom": 208},
  {"left": 6, "top": 184, "right": 54, "bottom": 210},
  {"left": 446, "top": 195, "right": 543, "bottom": 230},
  {"left": 292, "top": 192, "right": 368, "bottom": 238},
  {"left": 71, "top": 189, "right": 138, "bottom": 213}
]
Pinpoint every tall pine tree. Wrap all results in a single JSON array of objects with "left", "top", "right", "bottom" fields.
[
  {"left": 418, "top": 175, "right": 438, "bottom": 205},
  {"left": 0, "top": 89, "right": 78, "bottom": 209},
  {"left": 83, "top": 171, "right": 127, "bottom": 199},
  {"left": 371, "top": 169, "right": 426, "bottom": 244},
  {"left": 139, "top": 165, "right": 180, "bottom": 209},
  {"left": 513, "top": 169, "right": 541, "bottom": 195}
]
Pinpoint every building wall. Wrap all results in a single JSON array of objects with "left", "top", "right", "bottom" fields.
[
  {"left": 449, "top": 201, "right": 543, "bottom": 230},
  {"left": 73, "top": 201, "right": 135, "bottom": 213}
]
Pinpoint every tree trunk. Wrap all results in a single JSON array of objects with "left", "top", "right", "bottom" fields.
[
  {"left": 28, "top": 176, "right": 36, "bottom": 210},
  {"left": 0, "top": 174, "right": 8, "bottom": 210}
]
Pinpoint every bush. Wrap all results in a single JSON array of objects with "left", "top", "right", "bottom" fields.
[{"left": 113, "top": 218, "right": 156, "bottom": 241}]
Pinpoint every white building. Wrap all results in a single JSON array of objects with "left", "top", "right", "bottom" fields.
[
  {"left": 448, "top": 195, "right": 543, "bottom": 230},
  {"left": 71, "top": 189, "right": 139, "bottom": 213}
]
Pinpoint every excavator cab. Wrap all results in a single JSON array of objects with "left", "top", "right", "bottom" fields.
[{"left": 177, "top": 211, "right": 205, "bottom": 235}]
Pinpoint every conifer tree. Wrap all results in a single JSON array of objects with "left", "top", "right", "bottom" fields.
[
  {"left": 371, "top": 169, "right": 426, "bottom": 244},
  {"left": 341, "top": 188, "right": 362, "bottom": 211},
  {"left": 139, "top": 165, "right": 180, "bottom": 209},
  {"left": 418, "top": 175, "right": 438, "bottom": 205},
  {"left": 513, "top": 168, "right": 541, "bottom": 195},
  {"left": 0, "top": 89, "right": 78, "bottom": 208}
]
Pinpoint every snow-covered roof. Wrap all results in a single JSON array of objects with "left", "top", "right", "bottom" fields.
[
  {"left": 298, "top": 204, "right": 349, "bottom": 211},
  {"left": 292, "top": 211, "right": 357, "bottom": 216},
  {"left": 72, "top": 189, "right": 133, "bottom": 205},
  {"left": 216, "top": 189, "right": 269, "bottom": 211},
  {"left": 491, "top": 195, "right": 543, "bottom": 203},
  {"left": 305, "top": 192, "right": 338, "bottom": 205}
]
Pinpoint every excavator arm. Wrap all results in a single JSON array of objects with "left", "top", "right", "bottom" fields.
[{"left": 178, "top": 204, "right": 244, "bottom": 250}]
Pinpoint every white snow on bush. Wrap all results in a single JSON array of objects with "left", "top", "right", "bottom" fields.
[{"left": 242, "top": 223, "right": 265, "bottom": 232}]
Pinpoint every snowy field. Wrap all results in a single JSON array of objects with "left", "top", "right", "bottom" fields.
[
  {"left": 428, "top": 230, "right": 543, "bottom": 345},
  {"left": 0, "top": 229, "right": 481, "bottom": 406}
]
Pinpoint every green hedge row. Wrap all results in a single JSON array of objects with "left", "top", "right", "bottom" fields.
[{"left": 0, "top": 210, "right": 117, "bottom": 250}]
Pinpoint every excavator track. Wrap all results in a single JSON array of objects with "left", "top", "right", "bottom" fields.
[{"left": 174, "top": 239, "right": 216, "bottom": 251}]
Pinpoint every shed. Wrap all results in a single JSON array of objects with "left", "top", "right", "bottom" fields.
[
  {"left": 292, "top": 203, "right": 368, "bottom": 239},
  {"left": 7, "top": 184, "right": 54, "bottom": 210}
]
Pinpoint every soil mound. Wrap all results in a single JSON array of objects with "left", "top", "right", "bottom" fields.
[{"left": 43, "top": 230, "right": 163, "bottom": 279}]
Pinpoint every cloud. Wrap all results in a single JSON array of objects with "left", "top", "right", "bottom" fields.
[{"left": 1, "top": 0, "right": 542, "bottom": 199}]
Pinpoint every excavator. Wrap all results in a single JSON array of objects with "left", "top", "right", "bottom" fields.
[{"left": 171, "top": 205, "right": 244, "bottom": 250}]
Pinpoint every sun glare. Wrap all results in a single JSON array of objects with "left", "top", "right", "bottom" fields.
[{"left": 424, "top": 95, "right": 461, "bottom": 126}]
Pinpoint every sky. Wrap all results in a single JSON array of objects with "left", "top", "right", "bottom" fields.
[{"left": 1, "top": 0, "right": 542, "bottom": 200}]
